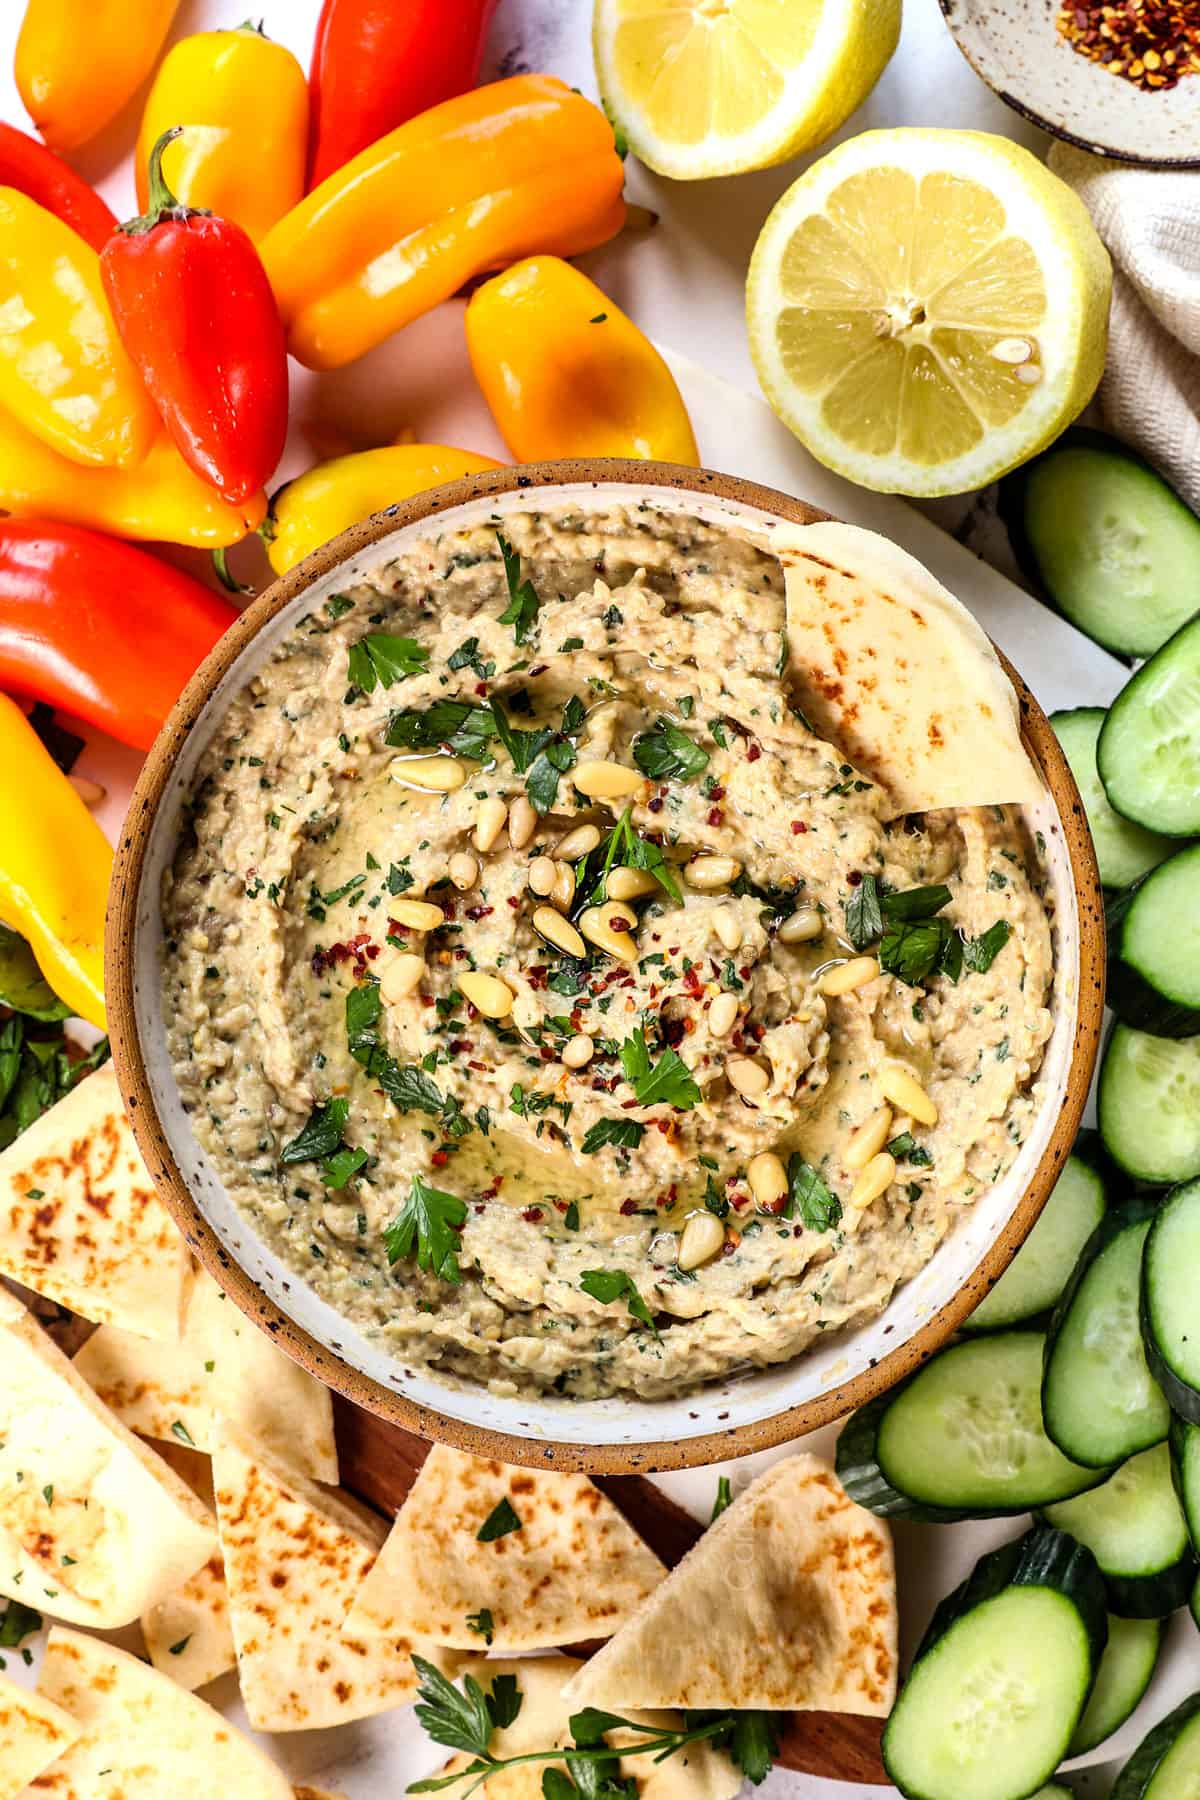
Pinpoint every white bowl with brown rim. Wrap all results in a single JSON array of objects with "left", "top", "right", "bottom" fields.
[{"left": 106, "top": 461, "right": 1105, "bottom": 1474}]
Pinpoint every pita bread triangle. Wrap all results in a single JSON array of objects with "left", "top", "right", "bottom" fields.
[
  {"left": 777, "top": 520, "right": 1044, "bottom": 818},
  {"left": 343, "top": 1443, "right": 666, "bottom": 1651},
  {"left": 562, "top": 1453, "right": 897, "bottom": 1715},
  {"left": 212, "top": 1425, "right": 460, "bottom": 1732},
  {"left": 31, "top": 1627, "right": 293, "bottom": 1798},
  {"left": 0, "top": 1061, "right": 191, "bottom": 1341},
  {"left": 0, "top": 1670, "right": 79, "bottom": 1800},
  {"left": 137, "top": 1435, "right": 236, "bottom": 1691}
]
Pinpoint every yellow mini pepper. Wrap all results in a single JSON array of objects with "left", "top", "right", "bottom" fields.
[
  {"left": 265, "top": 444, "right": 502, "bottom": 576},
  {"left": 466, "top": 257, "right": 700, "bottom": 466},
  {"left": 0, "top": 405, "right": 266, "bottom": 548},
  {"left": 0, "top": 695, "right": 110, "bottom": 1028},
  {"left": 137, "top": 23, "right": 308, "bottom": 241},
  {"left": 0, "top": 189, "right": 157, "bottom": 469},
  {"left": 16, "top": 0, "right": 181, "bottom": 153},
  {"left": 261, "top": 75, "right": 626, "bottom": 371}
]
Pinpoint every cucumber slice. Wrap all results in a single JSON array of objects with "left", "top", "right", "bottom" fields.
[
  {"left": 1043, "top": 1444, "right": 1195, "bottom": 1618},
  {"left": 1003, "top": 431, "right": 1200, "bottom": 659},
  {"left": 964, "top": 1149, "right": 1108, "bottom": 1332},
  {"left": 1143, "top": 1178, "right": 1200, "bottom": 1422},
  {"left": 1099, "top": 613, "right": 1200, "bottom": 838},
  {"left": 1069, "top": 1615, "right": 1163, "bottom": 1756},
  {"left": 1112, "top": 1694, "right": 1200, "bottom": 1799},
  {"left": 1169, "top": 1417, "right": 1200, "bottom": 1553},
  {"left": 1099, "top": 1026, "right": 1200, "bottom": 1186},
  {"left": 1042, "top": 1202, "right": 1169, "bottom": 1468},
  {"left": 1109, "top": 849, "right": 1200, "bottom": 1037},
  {"left": 838, "top": 1332, "right": 1103, "bottom": 1519},
  {"left": 1052, "top": 708, "right": 1172, "bottom": 890},
  {"left": 882, "top": 1527, "right": 1107, "bottom": 1800}
]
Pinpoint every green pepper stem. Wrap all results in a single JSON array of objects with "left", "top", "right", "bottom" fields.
[{"left": 120, "top": 127, "right": 212, "bottom": 236}]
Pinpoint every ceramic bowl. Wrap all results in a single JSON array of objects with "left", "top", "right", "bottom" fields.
[
  {"left": 940, "top": 0, "right": 1200, "bottom": 164},
  {"left": 106, "top": 461, "right": 1105, "bottom": 1473}
]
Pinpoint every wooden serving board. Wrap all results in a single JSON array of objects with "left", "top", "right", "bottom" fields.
[{"left": 333, "top": 1397, "right": 889, "bottom": 1787}]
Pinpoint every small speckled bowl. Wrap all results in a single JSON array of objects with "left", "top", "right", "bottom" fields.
[
  {"left": 941, "top": 0, "right": 1200, "bottom": 165},
  {"left": 106, "top": 462, "right": 1105, "bottom": 1474}
]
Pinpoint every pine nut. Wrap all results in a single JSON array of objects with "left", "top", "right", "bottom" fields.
[
  {"left": 747, "top": 1151, "right": 788, "bottom": 1211},
  {"left": 562, "top": 1033, "right": 594, "bottom": 1070},
  {"left": 608, "top": 866, "right": 659, "bottom": 901},
  {"left": 709, "top": 992, "right": 739, "bottom": 1037},
  {"left": 726, "top": 1056, "right": 769, "bottom": 1100},
  {"left": 573, "top": 760, "right": 645, "bottom": 800},
  {"left": 551, "top": 863, "right": 575, "bottom": 911},
  {"left": 990, "top": 336, "right": 1033, "bottom": 364},
  {"left": 712, "top": 908, "right": 743, "bottom": 952},
  {"left": 849, "top": 1152, "right": 896, "bottom": 1211},
  {"left": 579, "top": 903, "right": 638, "bottom": 964},
  {"left": 778, "top": 906, "right": 823, "bottom": 944},
  {"left": 677, "top": 1211, "right": 725, "bottom": 1272},
  {"left": 819, "top": 955, "right": 879, "bottom": 996},
  {"left": 390, "top": 755, "right": 465, "bottom": 792},
  {"left": 448, "top": 852, "right": 478, "bottom": 891},
  {"left": 528, "top": 855, "right": 557, "bottom": 896},
  {"left": 69, "top": 774, "right": 106, "bottom": 807},
  {"left": 473, "top": 796, "right": 507, "bottom": 853},
  {"left": 685, "top": 855, "right": 742, "bottom": 892},
  {"left": 380, "top": 954, "right": 424, "bottom": 1003},
  {"left": 459, "top": 971, "right": 514, "bottom": 1019},
  {"left": 554, "top": 824, "right": 602, "bottom": 862},
  {"left": 390, "top": 898, "right": 445, "bottom": 931},
  {"left": 533, "top": 905, "right": 587, "bottom": 959},
  {"left": 844, "top": 1107, "right": 894, "bottom": 1172},
  {"left": 880, "top": 1064, "right": 938, "bottom": 1127},
  {"left": 508, "top": 795, "right": 536, "bottom": 849}
]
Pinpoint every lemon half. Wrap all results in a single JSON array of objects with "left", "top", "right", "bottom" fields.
[
  {"left": 593, "top": 0, "right": 901, "bottom": 181},
  {"left": 746, "top": 129, "right": 1112, "bottom": 496}
]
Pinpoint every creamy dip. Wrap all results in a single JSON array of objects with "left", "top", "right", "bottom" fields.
[{"left": 162, "top": 502, "right": 1054, "bottom": 1401}]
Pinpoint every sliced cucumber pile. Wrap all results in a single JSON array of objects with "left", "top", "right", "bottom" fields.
[
  {"left": 1068, "top": 1615, "right": 1163, "bottom": 1756},
  {"left": 1042, "top": 1203, "right": 1170, "bottom": 1469},
  {"left": 1112, "top": 1695, "right": 1200, "bottom": 1799},
  {"left": 1109, "top": 848, "right": 1200, "bottom": 1038},
  {"left": 1042, "top": 1444, "right": 1195, "bottom": 1618},
  {"left": 964, "top": 1148, "right": 1108, "bottom": 1333},
  {"left": 1142, "top": 1179, "right": 1200, "bottom": 1422},
  {"left": 1099, "top": 613, "right": 1200, "bottom": 839},
  {"left": 1099, "top": 1027, "right": 1200, "bottom": 1186},
  {"left": 1052, "top": 708, "right": 1172, "bottom": 889},
  {"left": 882, "top": 1527, "right": 1107, "bottom": 1800},
  {"left": 1170, "top": 1417, "right": 1200, "bottom": 1551}
]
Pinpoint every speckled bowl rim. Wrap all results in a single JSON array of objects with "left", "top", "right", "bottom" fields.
[{"left": 106, "top": 459, "right": 1105, "bottom": 1473}]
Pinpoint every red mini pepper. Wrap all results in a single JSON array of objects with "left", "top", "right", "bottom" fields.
[
  {"left": 0, "top": 519, "right": 235, "bottom": 751},
  {"left": 0, "top": 121, "right": 117, "bottom": 252},
  {"left": 101, "top": 128, "right": 289, "bottom": 508},
  {"left": 307, "top": 0, "right": 499, "bottom": 189}
]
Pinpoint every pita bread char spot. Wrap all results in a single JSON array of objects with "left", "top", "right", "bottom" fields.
[
  {"left": 32, "top": 1626, "right": 295, "bottom": 1798},
  {"left": 563, "top": 1454, "right": 897, "bottom": 1717},
  {"left": 213, "top": 1426, "right": 459, "bottom": 1733},
  {"left": 0, "top": 1063, "right": 191, "bottom": 1342},
  {"left": 343, "top": 1444, "right": 666, "bottom": 1652},
  {"left": 0, "top": 1671, "right": 79, "bottom": 1800}
]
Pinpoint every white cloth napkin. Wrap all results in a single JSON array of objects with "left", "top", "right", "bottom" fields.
[{"left": 1049, "top": 142, "right": 1200, "bottom": 513}]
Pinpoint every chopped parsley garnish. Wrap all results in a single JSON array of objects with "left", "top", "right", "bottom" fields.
[
  {"left": 580, "top": 1117, "right": 646, "bottom": 1155},
  {"left": 711, "top": 1475, "right": 733, "bottom": 1520},
  {"left": 466, "top": 1608, "right": 495, "bottom": 1644},
  {"left": 346, "top": 983, "right": 471, "bottom": 1140},
  {"left": 0, "top": 1600, "right": 41, "bottom": 1649},
  {"left": 305, "top": 871, "right": 366, "bottom": 921},
  {"left": 844, "top": 874, "right": 1010, "bottom": 987},
  {"left": 476, "top": 1497, "right": 523, "bottom": 1543},
  {"left": 619, "top": 1027, "right": 700, "bottom": 1110},
  {"left": 632, "top": 716, "right": 710, "bottom": 783},
  {"left": 579, "top": 1268, "right": 659, "bottom": 1335},
  {"left": 496, "top": 533, "right": 541, "bottom": 644},
  {"left": 448, "top": 636, "right": 495, "bottom": 680},
  {"left": 492, "top": 692, "right": 586, "bottom": 814},
  {"left": 964, "top": 918, "right": 1012, "bottom": 973},
  {"left": 347, "top": 632, "right": 429, "bottom": 692},
  {"left": 386, "top": 698, "right": 497, "bottom": 759},
  {"left": 784, "top": 1156, "right": 842, "bottom": 1232},
  {"left": 886, "top": 1133, "right": 933, "bottom": 1167},
  {"left": 704, "top": 1175, "right": 729, "bottom": 1219},
  {"left": 168, "top": 1635, "right": 193, "bottom": 1656},
  {"left": 326, "top": 593, "right": 354, "bottom": 620},
  {"left": 880, "top": 917, "right": 956, "bottom": 986},
  {"left": 384, "top": 1174, "right": 468, "bottom": 1284},
  {"left": 279, "top": 1096, "right": 366, "bottom": 1188},
  {"left": 573, "top": 807, "right": 681, "bottom": 909}
]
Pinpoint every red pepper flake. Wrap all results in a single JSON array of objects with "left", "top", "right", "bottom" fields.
[
  {"left": 790, "top": 820, "right": 807, "bottom": 834},
  {"left": 432, "top": 1150, "right": 449, "bottom": 1167},
  {"left": 387, "top": 918, "right": 410, "bottom": 936},
  {"left": 522, "top": 1207, "right": 544, "bottom": 1223},
  {"left": 506, "top": 895, "right": 521, "bottom": 910},
  {"left": 709, "top": 784, "right": 726, "bottom": 801},
  {"left": 449, "top": 1038, "right": 474, "bottom": 1054},
  {"left": 747, "top": 742, "right": 762, "bottom": 762},
  {"left": 552, "top": 1198, "right": 568, "bottom": 1214},
  {"left": 707, "top": 807, "right": 724, "bottom": 827},
  {"left": 619, "top": 1198, "right": 638, "bottom": 1215},
  {"left": 465, "top": 905, "right": 494, "bottom": 921},
  {"left": 847, "top": 870, "right": 863, "bottom": 887},
  {"left": 648, "top": 796, "right": 664, "bottom": 814},
  {"left": 1056, "top": 0, "right": 1200, "bottom": 90},
  {"left": 467, "top": 1060, "right": 488, "bottom": 1072}
]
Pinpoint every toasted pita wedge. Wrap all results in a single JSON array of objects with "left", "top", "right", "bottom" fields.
[
  {"left": 0, "top": 1062, "right": 191, "bottom": 1341},
  {"left": 213, "top": 1426, "right": 457, "bottom": 1732},
  {"left": 33, "top": 1627, "right": 294, "bottom": 1797},
  {"left": 434, "top": 1657, "right": 740, "bottom": 1800},
  {"left": 778, "top": 521, "right": 1043, "bottom": 817},
  {"left": 343, "top": 1444, "right": 666, "bottom": 1652},
  {"left": 74, "top": 1266, "right": 338, "bottom": 1483},
  {"left": 563, "top": 1454, "right": 896, "bottom": 1715},
  {"left": 138, "top": 1436, "right": 235, "bottom": 1692},
  {"left": 0, "top": 1293, "right": 217, "bottom": 1628},
  {"left": 0, "top": 1672, "right": 79, "bottom": 1800}
]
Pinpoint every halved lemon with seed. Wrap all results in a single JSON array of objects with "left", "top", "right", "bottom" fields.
[
  {"left": 746, "top": 129, "right": 1112, "bottom": 497},
  {"left": 592, "top": 0, "right": 901, "bottom": 181}
]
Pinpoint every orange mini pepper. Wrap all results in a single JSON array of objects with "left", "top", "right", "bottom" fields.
[
  {"left": 467, "top": 257, "right": 699, "bottom": 466},
  {"left": 16, "top": 0, "right": 181, "bottom": 153},
  {"left": 261, "top": 76, "right": 626, "bottom": 371},
  {"left": 137, "top": 23, "right": 308, "bottom": 241}
]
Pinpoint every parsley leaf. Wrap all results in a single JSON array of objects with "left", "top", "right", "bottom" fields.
[
  {"left": 497, "top": 533, "right": 541, "bottom": 644},
  {"left": 488, "top": 1674, "right": 523, "bottom": 1730},
  {"left": 280, "top": 1097, "right": 349, "bottom": 1164},
  {"left": 466, "top": 1607, "right": 494, "bottom": 1644},
  {"left": 724, "top": 1712, "right": 783, "bottom": 1786},
  {"left": 492, "top": 693, "right": 552, "bottom": 774},
  {"left": 847, "top": 876, "right": 954, "bottom": 956},
  {"left": 448, "top": 636, "right": 495, "bottom": 680},
  {"left": 580, "top": 1117, "right": 646, "bottom": 1155},
  {"left": 0, "top": 1599, "right": 41, "bottom": 1648},
  {"left": 573, "top": 808, "right": 681, "bottom": 908},
  {"left": 412, "top": 1655, "right": 499, "bottom": 1761},
  {"left": 883, "top": 883, "right": 952, "bottom": 922},
  {"left": 845, "top": 875, "right": 884, "bottom": 950},
  {"left": 704, "top": 1175, "right": 729, "bottom": 1219},
  {"left": 879, "top": 918, "right": 954, "bottom": 985},
  {"left": 386, "top": 699, "right": 497, "bottom": 758},
  {"left": 964, "top": 918, "right": 1012, "bottom": 973},
  {"left": 619, "top": 1027, "right": 700, "bottom": 1110},
  {"left": 784, "top": 1156, "right": 842, "bottom": 1232},
  {"left": 476, "top": 1497, "right": 523, "bottom": 1542},
  {"left": 580, "top": 1268, "right": 659, "bottom": 1336},
  {"left": 347, "top": 633, "right": 429, "bottom": 692},
  {"left": 886, "top": 1132, "right": 933, "bottom": 1167},
  {"left": 384, "top": 1174, "right": 468, "bottom": 1284},
  {"left": 346, "top": 980, "right": 383, "bottom": 1064},
  {"left": 633, "top": 717, "right": 710, "bottom": 783}
]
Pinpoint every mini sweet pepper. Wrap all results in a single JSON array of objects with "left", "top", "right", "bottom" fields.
[
  {"left": 466, "top": 256, "right": 700, "bottom": 465},
  {"left": 0, "top": 121, "right": 116, "bottom": 250},
  {"left": 16, "top": 0, "right": 181, "bottom": 153},
  {"left": 261, "top": 75, "right": 626, "bottom": 370}
]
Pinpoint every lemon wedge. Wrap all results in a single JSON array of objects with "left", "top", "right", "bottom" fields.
[
  {"left": 746, "top": 129, "right": 1112, "bottom": 497},
  {"left": 592, "top": 0, "right": 900, "bottom": 180}
]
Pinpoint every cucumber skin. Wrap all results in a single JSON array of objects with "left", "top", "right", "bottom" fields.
[
  {"left": 1112, "top": 1692, "right": 1200, "bottom": 1799},
  {"left": 1088, "top": 1550, "right": 1194, "bottom": 1622},
  {"left": 1108, "top": 871, "right": 1200, "bottom": 1039},
  {"left": 963, "top": 1141, "right": 1110, "bottom": 1334},
  {"left": 1143, "top": 1184, "right": 1200, "bottom": 1426},
  {"left": 1042, "top": 1199, "right": 1167, "bottom": 1469},
  {"left": 1068, "top": 1616, "right": 1163, "bottom": 1757},
  {"left": 1099, "top": 1023, "right": 1200, "bottom": 1186},
  {"left": 1169, "top": 1416, "right": 1200, "bottom": 1551}
]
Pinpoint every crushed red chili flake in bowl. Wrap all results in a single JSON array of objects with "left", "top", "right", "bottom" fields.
[{"left": 1057, "top": 0, "right": 1200, "bottom": 90}]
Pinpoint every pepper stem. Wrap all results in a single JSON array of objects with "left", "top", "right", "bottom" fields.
[
  {"left": 235, "top": 17, "right": 268, "bottom": 33},
  {"left": 120, "top": 127, "right": 212, "bottom": 236}
]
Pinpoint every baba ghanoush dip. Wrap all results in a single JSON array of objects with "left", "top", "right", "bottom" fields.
[{"left": 162, "top": 502, "right": 1054, "bottom": 1402}]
